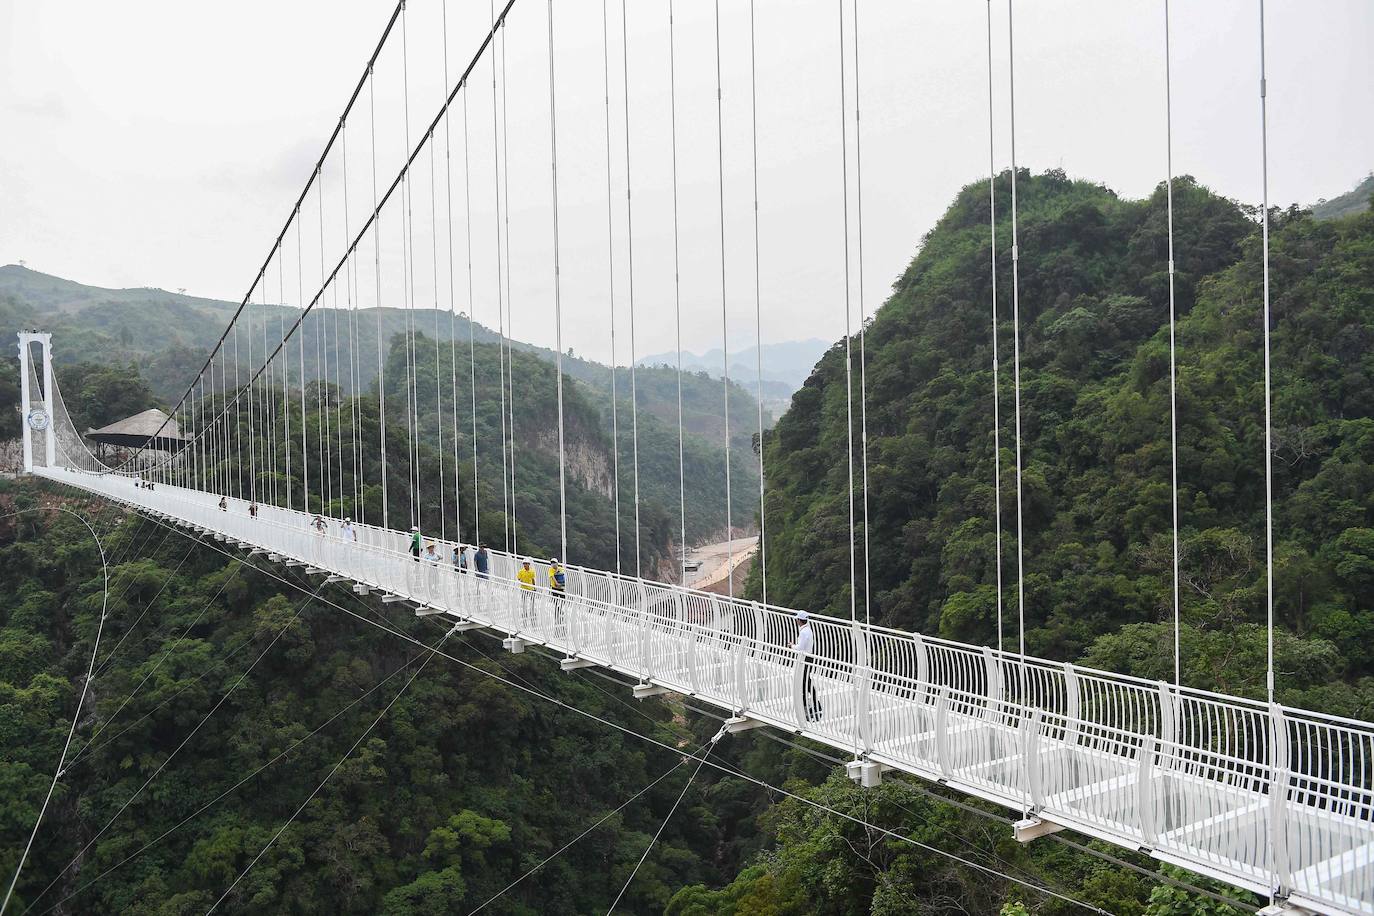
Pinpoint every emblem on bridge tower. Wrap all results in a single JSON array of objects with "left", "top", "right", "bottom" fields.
[{"left": 26, "top": 407, "right": 51, "bottom": 431}]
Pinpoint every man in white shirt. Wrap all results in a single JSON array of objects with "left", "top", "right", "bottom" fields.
[
  {"left": 341, "top": 517, "right": 356, "bottom": 543},
  {"left": 792, "top": 611, "right": 823, "bottom": 722}
]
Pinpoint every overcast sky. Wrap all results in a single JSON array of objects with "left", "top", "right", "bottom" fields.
[{"left": 2, "top": 0, "right": 1371, "bottom": 366}]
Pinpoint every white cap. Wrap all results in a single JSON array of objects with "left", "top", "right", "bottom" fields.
[{"left": 795, "top": 611, "right": 809, "bottom": 621}]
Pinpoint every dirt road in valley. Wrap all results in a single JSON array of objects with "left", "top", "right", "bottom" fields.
[{"left": 683, "top": 536, "right": 759, "bottom": 592}]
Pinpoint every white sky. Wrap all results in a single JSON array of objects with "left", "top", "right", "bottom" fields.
[{"left": 2, "top": 0, "right": 1371, "bottom": 366}]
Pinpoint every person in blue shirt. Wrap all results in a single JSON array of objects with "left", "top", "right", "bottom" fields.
[
  {"left": 548, "top": 558, "right": 567, "bottom": 625},
  {"left": 474, "top": 544, "right": 490, "bottom": 582}
]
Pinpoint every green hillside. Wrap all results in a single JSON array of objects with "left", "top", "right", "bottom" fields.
[
  {"left": 1, "top": 265, "right": 762, "bottom": 547},
  {"left": 750, "top": 169, "right": 1374, "bottom": 718},
  {"left": 1312, "top": 172, "right": 1374, "bottom": 220}
]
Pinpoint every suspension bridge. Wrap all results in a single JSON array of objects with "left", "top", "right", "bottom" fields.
[{"left": 7, "top": 0, "right": 1374, "bottom": 913}]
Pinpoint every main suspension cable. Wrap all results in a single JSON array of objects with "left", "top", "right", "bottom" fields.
[{"left": 124, "top": 1, "right": 406, "bottom": 471}]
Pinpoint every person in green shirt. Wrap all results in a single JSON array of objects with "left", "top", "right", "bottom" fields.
[{"left": 409, "top": 526, "right": 422, "bottom": 560}]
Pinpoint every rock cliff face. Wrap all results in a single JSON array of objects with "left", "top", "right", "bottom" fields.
[{"left": 534, "top": 428, "right": 614, "bottom": 501}]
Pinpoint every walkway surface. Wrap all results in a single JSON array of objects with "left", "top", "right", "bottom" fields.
[{"left": 38, "top": 466, "right": 1374, "bottom": 914}]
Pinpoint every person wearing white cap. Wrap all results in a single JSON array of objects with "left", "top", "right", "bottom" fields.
[
  {"left": 517, "top": 559, "right": 538, "bottom": 626},
  {"left": 409, "top": 526, "right": 422, "bottom": 560},
  {"left": 792, "top": 610, "right": 823, "bottom": 722},
  {"left": 341, "top": 517, "right": 356, "bottom": 543}
]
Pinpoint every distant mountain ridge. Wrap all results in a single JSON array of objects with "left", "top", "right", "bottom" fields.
[
  {"left": 1312, "top": 172, "right": 1374, "bottom": 221},
  {"left": 637, "top": 338, "right": 828, "bottom": 391}
]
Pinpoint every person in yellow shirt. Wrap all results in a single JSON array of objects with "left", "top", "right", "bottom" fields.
[{"left": 517, "top": 559, "right": 537, "bottom": 625}]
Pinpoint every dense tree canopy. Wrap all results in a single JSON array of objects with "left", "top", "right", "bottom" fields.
[{"left": 750, "top": 170, "right": 1374, "bottom": 716}]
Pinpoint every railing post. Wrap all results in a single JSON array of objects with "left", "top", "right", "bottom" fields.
[
  {"left": 748, "top": 601, "right": 765, "bottom": 712},
  {"left": 982, "top": 646, "right": 1004, "bottom": 764},
  {"left": 853, "top": 620, "right": 871, "bottom": 753},
  {"left": 602, "top": 571, "right": 618, "bottom": 665},
  {"left": 1021, "top": 708, "right": 1045, "bottom": 811},
  {"left": 686, "top": 596, "right": 700, "bottom": 695},
  {"left": 732, "top": 607, "right": 747, "bottom": 712},
  {"left": 1268, "top": 703, "right": 1291, "bottom": 897},
  {"left": 1136, "top": 734, "right": 1158, "bottom": 848},
  {"left": 636, "top": 578, "right": 650, "bottom": 682},
  {"left": 1063, "top": 663, "right": 1081, "bottom": 750},
  {"left": 935, "top": 685, "right": 952, "bottom": 779},
  {"left": 1156, "top": 680, "right": 1176, "bottom": 773},
  {"left": 913, "top": 633, "right": 929, "bottom": 710}
]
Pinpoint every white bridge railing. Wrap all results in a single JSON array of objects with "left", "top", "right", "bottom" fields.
[{"left": 37, "top": 466, "right": 1374, "bottom": 914}]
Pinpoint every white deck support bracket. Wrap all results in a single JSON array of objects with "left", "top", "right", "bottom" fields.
[
  {"left": 324, "top": 575, "right": 345, "bottom": 584},
  {"left": 414, "top": 606, "right": 445, "bottom": 617},
  {"left": 268, "top": 553, "right": 280, "bottom": 561},
  {"left": 1013, "top": 817, "right": 1066, "bottom": 843},
  {"left": 381, "top": 594, "right": 409, "bottom": 603},
  {"left": 1257, "top": 902, "right": 1313, "bottom": 916},
  {"left": 352, "top": 583, "right": 370, "bottom": 594},
  {"left": 285, "top": 559, "right": 306, "bottom": 567},
  {"left": 305, "top": 567, "right": 325, "bottom": 575},
  {"left": 559, "top": 656, "right": 597, "bottom": 671},
  {"left": 633, "top": 682, "right": 670, "bottom": 700},
  {"left": 502, "top": 636, "right": 528, "bottom": 654},
  {"left": 846, "top": 759, "right": 891, "bottom": 788},
  {"left": 249, "top": 548, "right": 265, "bottom": 557},
  {"left": 448, "top": 620, "right": 483, "bottom": 633},
  {"left": 724, "top": 715, "right": 766, "bottom": 734}
]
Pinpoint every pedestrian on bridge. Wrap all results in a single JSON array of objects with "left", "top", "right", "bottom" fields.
[
  {"left": 218, "top": 496, "right": 227, "bottom": 511},
  {"left": 474, "top": 544, "right": 490, "bottom": 583},
  {"left": 793, "top": 611, "right": 822, "bottom": 722},
  {"left": 517, "top": 559, "right": 537, "bottom": 626},
  {"left": 341, "top": 517, "right": 355, "bottom": 542},
  {"left": 409, "top": 526, "right": 422, "bottom": 560},
  {"left": 249, "top": 502, "right": 259, "bottom": 518},
  {"left": 452, "top": 543, "right": 467, "bottom": 571},
  {"left": 548, "top": 558, "right": 567, "bottom": 629},
  {"left": 312, "top": 514, "right": 327, "bottom": 535}
]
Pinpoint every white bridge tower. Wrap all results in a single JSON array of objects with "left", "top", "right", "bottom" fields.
[{"left": 16, "top": 331, "right": 55, "bottom": 473}]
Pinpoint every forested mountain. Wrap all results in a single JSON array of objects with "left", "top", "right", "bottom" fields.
[
  {"left": 0, "top": 494, "right": 744, "bottom": 914},
  {"left": 5, "top": 167, "right": 1372, "bottom": 916},
  {"left": 750, "top": 168, "right": 1374, "bottom": 717},
  {"left": 0, "top": 266, "right": 761, "bottom": 548}
]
